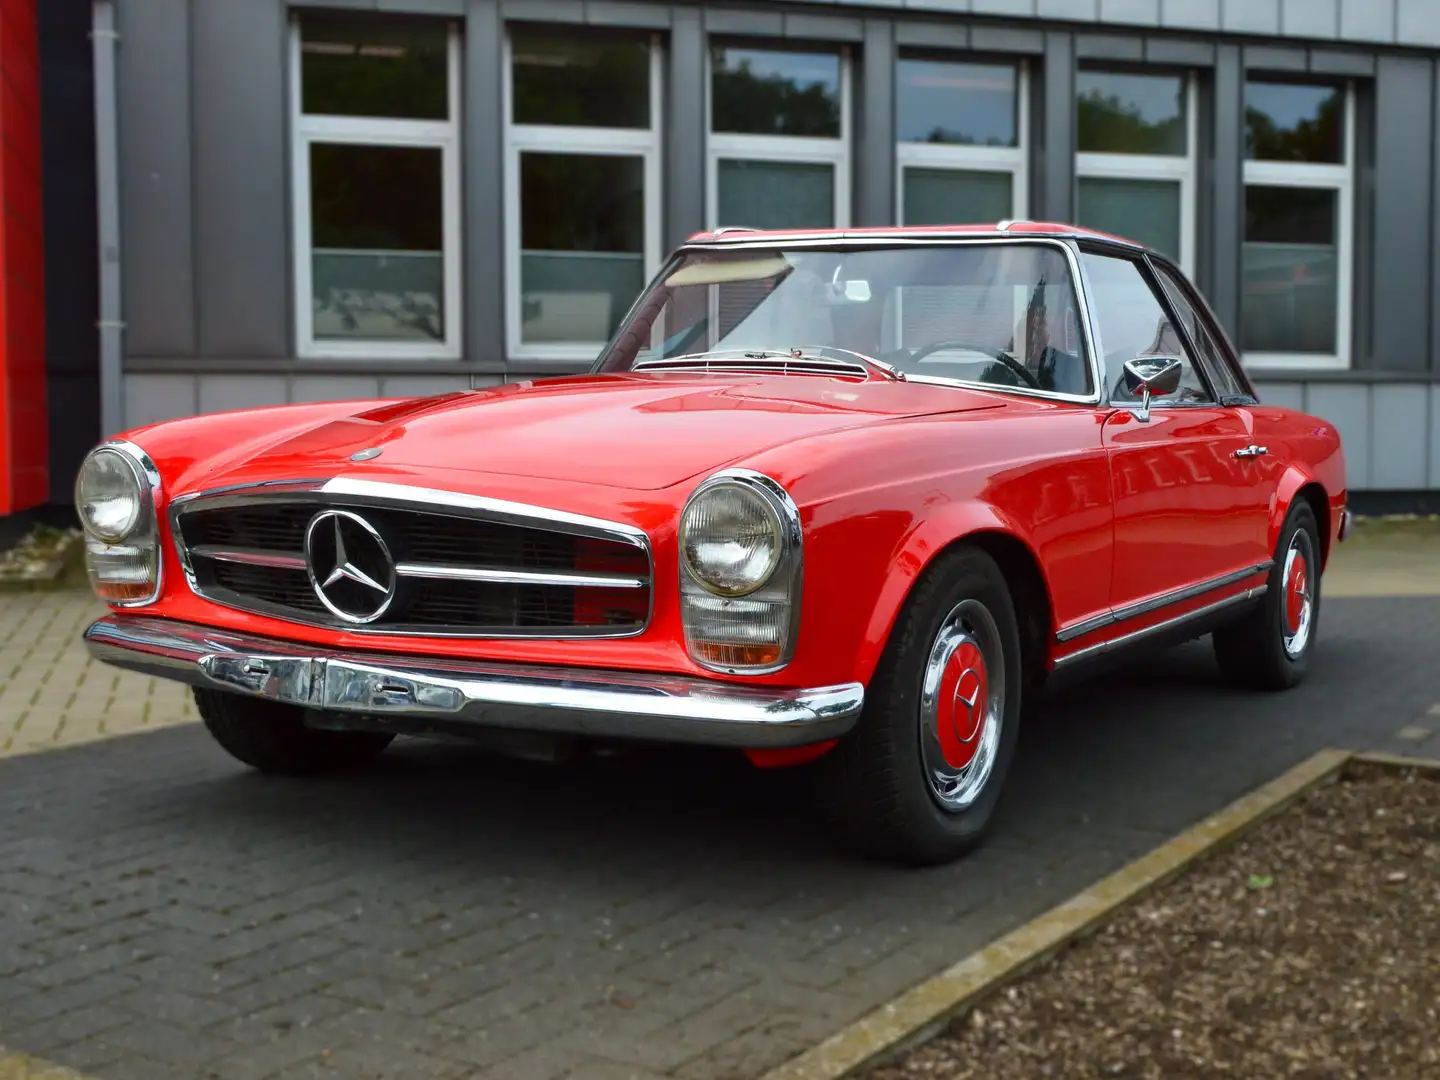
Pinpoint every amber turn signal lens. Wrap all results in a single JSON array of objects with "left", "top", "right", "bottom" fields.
[
  {"left": 692, "top": 642, "right": 783, "bottom": 669},
  {"left": 93, "top": 580, "right": 160, "bottom": 604}
]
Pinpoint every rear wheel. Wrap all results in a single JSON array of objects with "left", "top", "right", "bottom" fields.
[
  {"left": 1212, "top": 499, "right": 1321, "bottom": 691},
  {"left": 195, "top": 689, "right": 393, "bottom": 775},
  {"left": 814, "top": 546, "right": 1023, "bottom": 866}
]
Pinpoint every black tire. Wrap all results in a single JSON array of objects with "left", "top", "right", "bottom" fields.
[
  {"left": 194, "top": 689, "right": 394, "bottom": 775},
  {"left": 813, "top": 545, "right": 1024, "bottom": 867},
  {"left": 1212, "top": 499, "right": 1321, "bottom": 691}
]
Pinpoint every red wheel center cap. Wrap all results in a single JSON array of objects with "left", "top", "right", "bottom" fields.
[
  {"left": 1285, "top": 556, "right": 1308, "bottom": 633},
  {"left": 936, "top": 641, "right": 987, "bottom": 770}
]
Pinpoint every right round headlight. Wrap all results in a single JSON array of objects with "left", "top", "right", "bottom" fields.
[
  {"left": 75, "top": 447, "right": 143, "bottom": 542},
  {"left": 680, "top": 482, "right": 783, "bottom": 597}
]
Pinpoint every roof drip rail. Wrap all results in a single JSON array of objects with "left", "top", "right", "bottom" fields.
[{"left": 712, "top": 226, "right": 759, "bottom": 236}]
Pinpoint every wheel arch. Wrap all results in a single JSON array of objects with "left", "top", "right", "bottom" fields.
[
  {"left": 854, "top": 506, "right": 1056, "bottom": 692},
  {"left": 1271, "top": 468, "right": 1331, "bottom": 568}
]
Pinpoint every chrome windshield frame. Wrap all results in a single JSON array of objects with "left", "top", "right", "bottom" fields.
[{"left": 599, "top": 235, "right": 1106, "bottom": 408}]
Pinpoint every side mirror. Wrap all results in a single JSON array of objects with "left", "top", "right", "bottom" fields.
[{"left": 1122, "top": 355, "right": 1184, "bottom": 422}]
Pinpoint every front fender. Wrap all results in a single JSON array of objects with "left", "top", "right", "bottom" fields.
[{"left": 851, "top": 500, "right": 1044, "bottom": 687}]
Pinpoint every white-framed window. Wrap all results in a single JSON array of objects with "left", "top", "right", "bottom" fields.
[
  {"left": 290, "top": 10, "right": 462, "bottom": 360},
  {"left": 895, "top": 55, "right": 1029, "bottom": 225},
  {"left": 707, "top": 44, "right": 851, "bottom": 231},
  {"left": 503, "top": 30, "right": 663, "bottom": 362},
  {"left": 1074, "top": 68, "right": 1198, "bottom": 275},
  {"left": 1241, "top": 79, "right": 1355, "bottom": 371}
]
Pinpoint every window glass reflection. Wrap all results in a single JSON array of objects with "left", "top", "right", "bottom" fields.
[
  {"left": 903, "top": 168, "right": 1012, "bottom": 225},
  {"left": 519, "top": 153, "right": 646, "bottom": 344},
  {"left": 512, "top": 33, "right": 650, "bottom": 129},
  {"left": 300, "top": 11, "right": 448, "bottom": 120},
  {"left": 1076, "top": 70, "right": 1186, "bottom": 155},
  {"left": 1076, "top": 177, "right": 1182, "bottom": 262},
  {"left": 310, "top": 144, "right": 445, "bottom": 342},
  {"left": 1242, "top": 185, "right": 1339, "bottom": 353},
  {"left": 1245, "top": 82, "right": 1343, "bottom": 163},
  {"left": 711, "top": 47, "right": 841, "bottom": 137},
  {"left": 896, "top": 59, "right": 1017, "bottom": 146}
]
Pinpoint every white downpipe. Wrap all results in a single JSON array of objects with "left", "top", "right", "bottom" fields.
[{"left": 91, "top": 0, "right": 123, "bottom": 436}]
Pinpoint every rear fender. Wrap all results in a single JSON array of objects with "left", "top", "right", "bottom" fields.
[{"left": 852, "top": 500, "right": 1045, "bottom": 686}]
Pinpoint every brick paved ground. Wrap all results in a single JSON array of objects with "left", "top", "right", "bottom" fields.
[
  {"left": 0, "top": 594, "right": 192, "bottom": 759},
  {"left": 2, "top": 584, "right": 1438, "bottom": 1080}
]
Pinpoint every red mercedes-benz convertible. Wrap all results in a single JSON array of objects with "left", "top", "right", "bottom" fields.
[{"left": 78, "top": 222, "right": 1348, "bottom": 865}]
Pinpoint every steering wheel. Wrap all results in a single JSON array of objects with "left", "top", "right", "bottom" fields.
[{"left": 909, "top": 339, "right": 1044, "bottom": 391}]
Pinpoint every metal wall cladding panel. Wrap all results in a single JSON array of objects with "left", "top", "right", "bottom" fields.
[
  {"left": 1369, "top": 384, "right": 1431, "bottom": 489},
  {"left": 289, "top": 377, "right": 385, "bottom": 404},
  {"left": 117, "top": 0, "right": 194, "bottom": 357},
  {"left": 1252, "top": 381, "right": 1305, "bottom": 411},
  {"left": 196, "top": 376, "right": 289, "bottom": 416},
  {"left": 378, "top": 376, "right": 473, "bottom": 399},
  {"left": 1037, "top": 0, "right": 1099, "bottom": 20},
  {"left": 1397, "top": 0, "right": 1440, "bottom": 47},
  {"left": 1373, "top": 57, "right": 1435, "bottom": 373},
  {"left": 1282, "top": 0, "right": 1338, "bottom": 39},
  {"left": 465, "top": 0, "right": 506, "bottom": 366},
  {"left": 192, "top": 0, "right": 288, "bottom": 359},
  {"left": 1160, "top": 0, "right": 1221, "bottom": 31},
  {"left": 1431, "top": 385, "right": 1440, "bottom": 488},
  {"left": 1339, "top": 0, "right": 1396, "bottom": 43},
  {"left": 1222, "top": 0, "right": 1279, "bottom": 35},
  {"left": 122, "top": 375, "right": 198, "bottom": 429},
  {"left": 970, "top": 1, "right": 1039, "bottom": 17},
  {"left": 1304, "top": 383, "right": 1371, "bottom": 489},
  {"left": 1101, "top": 0, "right": 1160, "bottom": 25}
]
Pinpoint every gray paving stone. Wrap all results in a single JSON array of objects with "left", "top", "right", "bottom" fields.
[{"left": 1, "top": 595, "right": 1437, "bottom": 1080}]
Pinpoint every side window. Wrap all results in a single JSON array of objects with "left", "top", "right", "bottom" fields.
[
  {"left": 1153, "top": 263, "right": 1251, "bottom": 402},
  {"left": 1081, "top": 251, "right": 1212, "bottom": 404}
]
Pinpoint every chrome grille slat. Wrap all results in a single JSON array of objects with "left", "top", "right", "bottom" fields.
[{"left": 171, "top": 486, "right": 653, "bottom": 639}]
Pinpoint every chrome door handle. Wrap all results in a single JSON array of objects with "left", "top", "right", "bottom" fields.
[{"left": 1235, "top": 444, "right": 1268, "bottom": 458}]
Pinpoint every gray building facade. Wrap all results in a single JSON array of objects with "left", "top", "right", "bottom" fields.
[{"left": 99, "top": 0, "right": 1440, "bottom": 508}]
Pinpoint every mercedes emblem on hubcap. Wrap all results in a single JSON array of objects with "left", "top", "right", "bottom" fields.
[{"left": 304, "top": 509, "right": 397, "bottom": 624}]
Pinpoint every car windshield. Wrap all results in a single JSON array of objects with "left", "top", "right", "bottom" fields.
[{"left": 594, "top": 242, "right": 1094, "bottom": 396}]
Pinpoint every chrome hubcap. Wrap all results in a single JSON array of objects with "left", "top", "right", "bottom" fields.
[
  {"left": 919, "top": 598, "right": 1005, "bottom": 812},
  {"left": 1281, "top": 530, "right": 1314, "bottom": 659}
]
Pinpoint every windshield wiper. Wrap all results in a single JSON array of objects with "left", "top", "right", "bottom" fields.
[
  {"left": 797, "top": 346, "right": 906, "bottom": 382},
  {"left": 644, "top": 347, "right": 904, "bottom": 382}
]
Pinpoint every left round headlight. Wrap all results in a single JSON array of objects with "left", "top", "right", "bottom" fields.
[
  {"left": 680, "top": 481, "right": 783, "bottom": 597},
  {"left": 75, "top": 447, "right": 143, "bottom": 542}
]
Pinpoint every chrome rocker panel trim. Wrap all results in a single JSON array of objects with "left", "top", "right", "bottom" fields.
[{"left": 83, "top": 615, "right": 863, "bottom": 749}]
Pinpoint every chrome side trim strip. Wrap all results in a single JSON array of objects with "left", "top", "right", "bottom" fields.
[
  {"left": 1053, "top": 585, "right": 1269, "bottom": 669},
  {"left": 83, "top": 615, "right": 862, "bottom": 750},
  {"left": 393, "top": 564, "right": 647, "bottom": 590},
  {"left": 191, "top": 546, "right": 308, "bottom": 571},
  {"left": 1055, "top": 561, "right": 1274, "bottom": 644}
]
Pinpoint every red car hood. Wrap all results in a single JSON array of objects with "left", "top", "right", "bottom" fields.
[{"left": 190, "top": 373, "right": 1005, "bottom": 493}]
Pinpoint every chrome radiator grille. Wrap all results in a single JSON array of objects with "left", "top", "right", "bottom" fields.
[{"left": 171, "top": 484, "right": 653, "bottom": 638}]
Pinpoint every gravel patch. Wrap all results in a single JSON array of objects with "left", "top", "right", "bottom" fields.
[{"left": 869, "top": 762, "right": 1440, "bottom": 1080}]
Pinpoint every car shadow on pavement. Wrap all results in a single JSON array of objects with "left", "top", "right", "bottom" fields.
[{"left": 68, "top": 596, "right": 1428, "bottom": 878}]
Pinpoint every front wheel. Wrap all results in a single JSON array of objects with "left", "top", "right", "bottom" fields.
[
  {"left": 1212, "top": 499, "right": 1321, "bottom": 691},
  {"left": 195, "top": 689, "right": 394, "bottom": 775},
  {"left": 813, "top": 546, "right": 1023, "bottom": 866}
]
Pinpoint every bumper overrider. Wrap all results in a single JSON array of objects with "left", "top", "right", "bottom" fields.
[{"left": 83, "top": 615, "right": 864, "bottom": 749}]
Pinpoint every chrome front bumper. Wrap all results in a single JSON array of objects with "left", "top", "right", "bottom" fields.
[{"left": 83, "top": 615, "right": 863, "bottom": 749}]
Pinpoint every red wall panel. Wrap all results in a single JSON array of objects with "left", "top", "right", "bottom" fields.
[{"left": 0, "top": 0, "right": 47, "bottom": 515}]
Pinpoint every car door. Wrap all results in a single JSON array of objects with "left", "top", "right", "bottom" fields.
[{"left": 1081, "top": 248, "right": 1275, "bottom": 618}]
